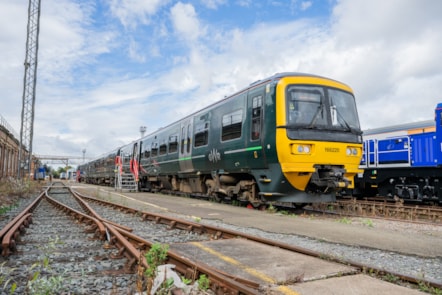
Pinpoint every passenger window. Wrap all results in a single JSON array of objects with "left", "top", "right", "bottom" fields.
[
  {"left": 222, "top": 110, "right": 243, "bottom": 141},
  {"left": 151, "top": 142, "right": 158, "bottom": 157},
  {"left": 144, "top": 146, "right": 151, "bottom": 158},
  {"left": 159, "top": 141, "right": 167, "bottom": 155},
  {"left": 169, "top": 135, "right": 178, "bottom": 153},
  {"left": 194, "top": 122, "right": 209, "bottom": 147}
]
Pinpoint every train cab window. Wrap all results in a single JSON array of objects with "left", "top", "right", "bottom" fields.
[
  {"left": 159, "top": 141, "right": 167, "bottom": 155},
  {"left": 194, "top": 122, "right": 209, "bottom": 147},
  {"left": 287, "top": 87, "right": 326, "bottom": 126},
  {"left": 151, "top": 142, "right": 158, "bottom": 157},
  {"left": 222, "top": 109, "right": 243, "bottom": 141},
  {"left": 169, "top": 135, "right": 178, "bottom": 153},
  {"left": 251, "top": 95, "right": 262, "bottom": 140}
]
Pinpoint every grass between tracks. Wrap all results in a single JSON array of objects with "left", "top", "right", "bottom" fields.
[{"left": 0, "top": 178, "right": 43, "bottom": 215}]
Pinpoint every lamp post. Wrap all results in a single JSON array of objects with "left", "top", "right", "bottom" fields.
[{"left": 82, "top": 149, "right": 86, "bottom": 163}]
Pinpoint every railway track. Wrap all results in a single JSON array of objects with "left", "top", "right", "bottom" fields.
[
  {"left": 0, "top": 190, "right": 132, "bottom": 294},
  {"left": 1, "top": 183, "right": 259, "bottom": 294},
  {"left": 72, "top": 185, "right": 442, "bottom": 294},
  {"left": 1, "top": 182, "right": 440, "bottom": 294},
  {"left": 309, "top": 199, "right": 442, "bottom": 223}
]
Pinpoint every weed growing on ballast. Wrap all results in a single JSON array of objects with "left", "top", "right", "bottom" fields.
[
  {"left": 144, "top": 243, "right": 169, "bottom": 294},
  {"left": 0, "top": 262, "right": 17, "bottom": 294},
  {"left": 26, "top": 236, "right": 69, "bottom": 295}
]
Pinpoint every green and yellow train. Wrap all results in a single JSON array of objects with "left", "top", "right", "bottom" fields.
[{"left": 78, "top": 72, "right": 363, "bottom": 205}]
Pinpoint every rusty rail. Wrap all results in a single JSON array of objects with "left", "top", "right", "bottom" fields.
[
  {"left": 0, "top": 191, "right": 45, "bottom": 256},
  {"left": 71, "top": 189, "right": 260, "bottom": 294},
  {"left": 72, "top": 187, "right": 442, "bottom": 291},
  {"left": 311, "top": 199, "right": 442, "bottom": 223},
  {"left": 73, "top": 190, "right": 237, "bottom": 239},
  {"left": 44, "top": 194, "right": 106, "bottom": 240},
  {"left": 111, "top": 225, "right": 260, "bottom": 294}
]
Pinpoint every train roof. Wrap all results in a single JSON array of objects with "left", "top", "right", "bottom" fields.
[
  {"left": 87, "top": 72, "right": 351, "bottom": 162},
  {"left": 362, "top": 120, "right": 434, "bottom": 136},
  {"left": 143, "top": 72, "right": 350, "bottom": 136}
]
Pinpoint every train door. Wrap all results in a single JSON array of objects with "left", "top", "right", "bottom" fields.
[
  {"left": 179, "top": 119, "right": 194, "bottom": 172},
  {"left": 130, "top": 141, "right": 140, "bottom": 181},
  {"left": 366, "top": 139, "right": 377, "bottom": 168},
  {"left": 247, "top": 91, "right": 267, "bottom": 168}
]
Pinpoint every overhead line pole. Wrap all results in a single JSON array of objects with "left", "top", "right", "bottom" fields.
[{"left": 18, "top": 0, "right": 42, "bottom": 179}]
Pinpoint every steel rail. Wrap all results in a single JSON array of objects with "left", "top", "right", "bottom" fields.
[
  {"left": 110, "top": 225, "right": 261, "bottom": 294},
  {"left": 311, "top": 199, "right": 442, "bottom": 223},
  {"left": 1, "top": 190, "right": 45, "bottom": 256},
  {"left": 0, "top": 191, "right": 44, "bottom": 241},
  {"left": 73, "top": 191, "right": 237, "bottom": 239},
  {"left": 72, "top": 189, "right": 260, "bottom": 294},
  {"left": 72, "top": 188, "right": 442, "bottom": 291},
  {"left": 102, "top": 221, "right": 146, "bottom": 271},
  {"left": 1, "top": 213, "right": 33, "bottom": 256},
  {"left": 69, "top": 189, "right": 134, "bottom": 232},
  {"left": 44, "top": 193, "right": 106, "bottom": 240}
]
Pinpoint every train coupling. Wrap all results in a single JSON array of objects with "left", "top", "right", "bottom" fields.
[{"left": 310, "top": 166, "right": 350, "bottom": 192}]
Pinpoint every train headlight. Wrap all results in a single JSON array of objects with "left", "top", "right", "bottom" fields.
[
  {"left": 346, "top": 147, "right": 359, "bottom": 156},
  {"left": 293, "top": 144, "right": 312, "bottom": 154}
]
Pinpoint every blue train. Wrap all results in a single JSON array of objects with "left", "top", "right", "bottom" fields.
[{"left": 354, "top": 103, "right": 442, "bottom": 204}]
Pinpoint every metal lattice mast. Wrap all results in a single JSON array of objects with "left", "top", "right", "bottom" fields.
[{"left": 18, "top": 0, "right": 42, "bottom": 178}]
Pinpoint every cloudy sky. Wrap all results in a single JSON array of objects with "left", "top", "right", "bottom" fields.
[{"left": 1, "top": 0, "right": 441, "bottom": 163}]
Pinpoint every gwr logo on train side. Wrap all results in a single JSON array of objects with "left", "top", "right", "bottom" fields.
[
  {"left": 325, "top": 147, "right": 340, "bottom": 153},
  {"left": 208, "top": 148, "right": 221, "bottom": 163}
]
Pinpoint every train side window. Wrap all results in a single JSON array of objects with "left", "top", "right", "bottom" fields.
[
  {"left": 222, "top": 109, "right": 243, "bottom": 141},
  {"left": 159, "top": 141, "right": 167, "bottom": 155},
  {"left": 194, "top": 122, "right": 209, "bottom": 147},
  {"left": 251, "top": 95, "right": 262, "bottom": 140},
  {"left": 169, "top": 135, "right": 178, "bottom": 153},
  {"left": 143, "top": 146, "right": 151, "bottom": 158},
  {"left": 151, "top": 142, "right": 158, "bottom": 157}
]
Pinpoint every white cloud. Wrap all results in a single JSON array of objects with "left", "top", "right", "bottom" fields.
[
  {"left": 332, "top": 0, "right": 442, "bottom": 45},
  {"left": 201, "top": 0, "right": 227, "bottom": 9},
  {"left": 128, "top": 38, "right": 146, "bottom": 62},
  {"left": 301, "top": 1, "right": 312, "bottom": 10},
  {"left": 109, "top": 0, "right": 169, "bottom": 29},
  {"left": 329, "top": 0, "right": 442, "bottom": 127},
  {"left": 2, "top": 0, "right": 442, "bottom": 161},
  {"left": 170, "top": 2, "right": 205, "bottom": 42}
]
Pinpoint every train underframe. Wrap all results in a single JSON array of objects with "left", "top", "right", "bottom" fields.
[
  {"left": 138, "top": 172, "right": 263, "bottom": 206},
  {"left": 355, "top": 167, "right": 441, "bottom": 204}
]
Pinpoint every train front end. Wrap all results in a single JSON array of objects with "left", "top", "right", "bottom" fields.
[{"left": 274, "top": 75, "right": 363, "bottom": 202}]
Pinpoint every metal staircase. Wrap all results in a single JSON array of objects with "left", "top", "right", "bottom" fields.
[{"left": 115, "top": 155, "right": 138, "bottom": 192}]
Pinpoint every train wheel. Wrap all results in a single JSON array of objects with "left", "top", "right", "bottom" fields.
[
  {"left": 247, "top": 202, "right": 266, "bottom": 210},
  {"left": 209, "top": 192, "right": 222, "bottom": 203}
]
